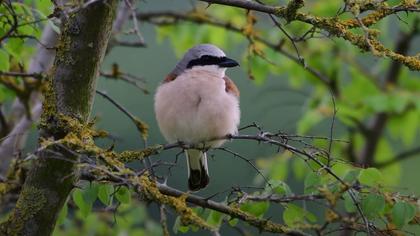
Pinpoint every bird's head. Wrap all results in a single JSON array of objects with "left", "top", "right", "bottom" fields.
[{"left": 171, "top": 44, "right": 239, "bottom": 77}]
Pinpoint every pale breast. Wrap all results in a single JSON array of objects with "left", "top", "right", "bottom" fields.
[{"left": 154, "top": 72, "right": 240, "bottom": 146}]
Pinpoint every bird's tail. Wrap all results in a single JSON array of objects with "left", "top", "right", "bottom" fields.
[{"left": 185, "top": 149, "right": 209, "bottom": 191}]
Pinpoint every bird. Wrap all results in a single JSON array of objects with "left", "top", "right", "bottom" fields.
[{"left": 154, "top": 44, "right": 240, "bottom": 191}]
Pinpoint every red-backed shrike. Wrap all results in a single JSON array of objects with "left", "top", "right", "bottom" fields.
[{"left": 154, "top": 44, "right": 240, "bottom": 191}]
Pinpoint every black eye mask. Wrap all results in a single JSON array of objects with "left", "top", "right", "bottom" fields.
[{"left": 187, "top": 55, "right": 239, "bottom": 68}]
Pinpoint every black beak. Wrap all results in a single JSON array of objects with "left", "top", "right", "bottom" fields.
[{"left": 218, "top": 57, "right": 239, "bottom": 68}]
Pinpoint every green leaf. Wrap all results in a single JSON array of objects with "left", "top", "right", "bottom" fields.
[
  {"left": 364, "top": 94, "right": 410, "bottom": 113},
  {"left": 297, "top": 109, "right": 323, "bottom": 134},
  {"left": 115, "top": 186, "right": 131, "bottom": 204},
  {"left": 292, "top": 158, "right": 306, "bottom": 180},
  {"left": 389, "top": 95, "right": 410, "bottom": 113},
  {"left": 283, "top": 204, "right": 317, "bottom": 226},
  {"left": 304, "top": 172, "right": 321, "bottom": 194},
  {"left": 36, "top": 0, "right": 53, "bottom": 15},
  {"left": 17, "top": 24, "right": 34, "bottom": 35},
  {"left": 57, "top": 201, "right": 68, "bottom": 225},
  {"left": 389, "top": 110, "right": 419, "bottom": 146},
  {"left": 343, "top": 192, "right": 358, "bottom": 213},
  {"left": 98, "top": 184, "right": 114, "bottom": 206},
  {"left": 206, "top": 210, "right": 224, "bottom": 228},
  {"left": 83, "top": 183, "right": 99, "bottom": 204},
  {"left": 228, "top": 218, "right": 239, "bottom": 227},
  {"left": 361, "top": 193, "right": 385, "bottom": 219},
  {"left": 343, "top": 169, "right": 360, "bottom": 184},
  {"left": 4, "top": 38, "right": 24, "bottom": 60},
  {"left": 341, "top": 67, "right": 380, "bottom": 108},
  {"left": 240, "top": 201, "right": 269, "bottom": 218},
  {"left": 269, "top": 157, "right": 289, "bottom": 181},
  {"left": 392, "top": 201, "right": 416, "bottom": 229},
  {"left": 0, "top": 50, "right": 9, "bottom": 71},
  {"left": 204, "top": 26, "right": 227, "bottom": 48},
  {"left": 173, "top": 216, "right": 190, "bottom": 233},
  {"left": 247, "top": 54, "right": 270, "bottom": 85},
  {"left": 72, "top": 189, "right": 92, "bottom": 217},
  {"left": 364, "top": 94, "right": 390, "bottom": 112},
  {"left": 264, "top": 179, "right": 292, "bottom": 196},
  {"left": 358, "top": 168, "right": 382, "bottom": 187},
  {"left": 0, "top": 84, "right": 16, "bottom": 102}
]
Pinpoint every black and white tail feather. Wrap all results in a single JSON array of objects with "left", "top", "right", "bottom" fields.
[{"left": 185, "top": 149, "right": 209, "bottom": 191}]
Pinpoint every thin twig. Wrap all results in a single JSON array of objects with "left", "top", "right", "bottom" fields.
[
  {"left": 159, "top": 204, "right": 170, "bottom": 236},
  {"left": 375, "top": 146, "right": 420, "bottom": 168},
  {"left": 96, "top": 90, "right": 139, "bottom": 127},
  {"left": 100, "top": 71, "right": 148, "bottom": 94},
  {"left": 216, "top": 147, "right": 271, "bottom": 188},
  {"left": 0, "top": 71, "right": 44, "bottom": 79},
  {"left": 95, "top": 90, "right": 153, "bottom": 178},
  {"left": 268, "top": 14, "right": 304, "bottom": 65},
  {"left": 137, "top": 11, "right": 332, "bottom": 86}
]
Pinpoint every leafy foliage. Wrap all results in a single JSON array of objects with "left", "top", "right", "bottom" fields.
[{"left": 0, "top": 0, "right": 419, "bottom": 235}]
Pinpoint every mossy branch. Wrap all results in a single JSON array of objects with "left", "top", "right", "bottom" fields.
[
  {"left": 0, "top": 1, "right": 118, "bottom": 235},
  {"left": 139, "top": 175, "right": 215, "bottom": 231},
  {"left": 199, "top": 0, "right": 420, "bottom": 71}
]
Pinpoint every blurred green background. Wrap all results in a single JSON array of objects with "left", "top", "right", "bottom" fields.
[{"left": 16, "top": 0, "right": 419, "bottom": 235}]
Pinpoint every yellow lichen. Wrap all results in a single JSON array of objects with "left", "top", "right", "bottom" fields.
[
  {"left": 342, "top": 8, "right": 392, "bottom": 28},
  {"left": 403, "top": 0, "right": 417, "bottom": 7},
  {"left": 0, "top": 183, "right": 9, "bottom": 195},
  {"left": 319, "top": 187, "right": 338, "bottom": 206},
  {"left": 139, "top": 174, "right": 213, "bottom": 230},
  {"left": 54, "top": 27, "right": 73, "bottom": 66},
  {"left": 242, "top": 11, "right": 258, "bottom": 39},
  {"left": 326, "top": 209, "right": 339, "bottom": 222},
  {"left": 370, "top": 38, "right": 420, "bottom": 70},
  {"left": 133, "top": 117, "right": 149, "bottom": 141},
  {"left": 285, "top": 0, "right": 304, "bottom": 22},
  {"left": 39, "top": 74, "right": 58, "bottom": 132},
  {"left": 119, "top": 145, "right": 163, "bottom": 163}
]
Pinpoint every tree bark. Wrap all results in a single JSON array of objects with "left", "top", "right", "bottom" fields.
[{"left": 0, "top": 1, "right": 117, "bottom": 235}]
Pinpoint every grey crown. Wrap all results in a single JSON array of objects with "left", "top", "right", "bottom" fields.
[{"left": 171, "top": 44, "right": 226, "bottom": 76}]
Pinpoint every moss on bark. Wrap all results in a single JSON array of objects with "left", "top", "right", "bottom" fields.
[{"left": 0, "top": 1, "right": 118, "bottom": 235}]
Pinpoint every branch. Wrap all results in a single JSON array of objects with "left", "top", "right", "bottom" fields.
[
  {"left": 241, "top": 193, "right": 323, "bottom": 203},
  {"left": 109, "top": 0, "right": 146, "bottom": 48},
  {"left": 155, "top": 182, "right": 314, "bottom": 236},
  {"left": 137, "top": 10, "right": 332, "bottom": 87},
  {"left": 268, "top": 13, "right": 304, "bottom": 65},
  {"left": 198, "top": 0, "right": 420, "bottom": 71},
  {"left": 95, "top": 90, "right": 149, "bottom": 141},
  {"left": 357, "top": 19, "right": 419, "bottom": 166},
  {"left": 200, "top": 0, "right": 284, "bottom": 15},
  {"left": 375, "top": 146, "right": 420, "bottom": 168},
  {"left": 0, "top": 24, "right": 58, "bottom": 175},
  {"left": 0, "top": 72, "right": 44, "bottom": 79},
  {"left": 0, "top": 1, "right": 118, "bottom": 235},
  {"left": 100, "top": 69, "right": 148, "bottom": 94},
  {"left": 159, "top": 204, "right": 170, "bottom": 236},
  {"left": 0, "top": 1, "right": 18, "bottom": 43},
  {"left": 28, "top": 120, "right": 385, "bottom": 235}
]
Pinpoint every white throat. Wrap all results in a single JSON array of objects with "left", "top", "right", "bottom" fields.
[{"left": 188, "top": 65, "right": 226, "bottom": 78}]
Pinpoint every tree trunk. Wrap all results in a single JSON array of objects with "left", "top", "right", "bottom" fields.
[{"left": 0, "top": 1, "right": 117, "bottom": 235}]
